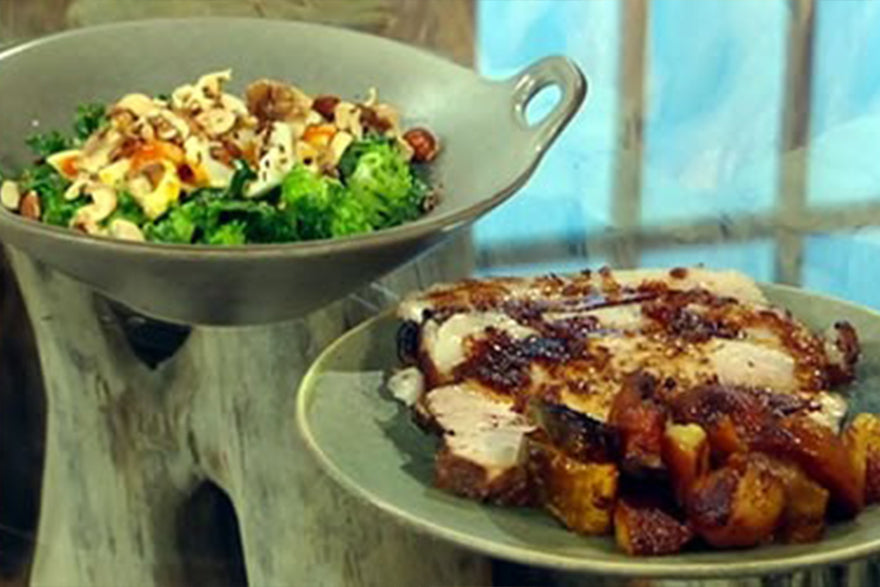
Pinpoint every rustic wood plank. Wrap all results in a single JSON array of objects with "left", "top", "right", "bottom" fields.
[{"left": 9, "top": 248, "right": 487, "bottom": 587}]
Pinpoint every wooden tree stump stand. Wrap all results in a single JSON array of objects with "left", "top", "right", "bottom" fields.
[{"left": 7, "top": 246, "right": 488, "bottom": 587}]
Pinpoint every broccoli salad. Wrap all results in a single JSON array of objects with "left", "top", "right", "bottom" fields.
[{"left": 0, "top": 70, "right": 439, "bottom": 245}]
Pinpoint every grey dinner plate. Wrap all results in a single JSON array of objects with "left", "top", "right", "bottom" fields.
[{"left": 297, "top": 284, "right": 880, "bottom": 579}]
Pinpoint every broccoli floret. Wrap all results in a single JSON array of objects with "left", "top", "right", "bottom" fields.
[
  {"left": 144, "top": 189, "right": 297, "bottom": 245},
  {"left": 339, "top": 138, "right": 426, "bottom": 229},
  {"left": 144, "top": 203, "right": 198, "bottom": 244},
  {"left": 207, "top": 220, "right": 247, "bottom": 246},
  {"left": 26, "top": 131, "right": 71, "bottom": 159},
  {"left": 73, "top": 103, "right": 108, "bottom": 142},
  {"left": 280, "top": 164, "right": 376, "bottom": 240},
  {"left": 281, "top": 165, "right": 344, "bottom": 240},
  {"left": 105, "top": 191, "right": 148, "bottom": 227}
]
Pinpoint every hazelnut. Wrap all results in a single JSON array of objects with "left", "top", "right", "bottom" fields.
[
  {"left": 20, "top": 192, "right": 41, "bottom": 220},
  {"left": 403, "top": 127, "right": 439, "bottom": 162},
  {"left": 313, "top": 95, "right": 341, "bottom": 120}
]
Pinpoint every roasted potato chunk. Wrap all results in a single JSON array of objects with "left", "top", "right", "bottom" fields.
[
  {"left": 687, "top": 454, "right": 785, "bottom": 548},
  {"left": 662, "top": 422, "right": 710, "bottom": 505},
  {"left": 753, "top": 415, "right": 863, "bottom": 517},
  {"left": 609, "top": 374, "right": 667, "bottom": 474},
  {"left": 844, "top": 413, "right": 880, "bottom": 504},
  {"left": 758, "top": 455, "right": 829, "bottom": 544},
  {"left": 614, "top": 496, "right": 693, "bottom": 556},
  {"left": 524, "top": 432, "right": 618, "bottom": 535}
]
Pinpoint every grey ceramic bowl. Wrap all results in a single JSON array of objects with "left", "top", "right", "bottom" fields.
[{"left": 0, "top": 18, "right": 585, "bottom": 325}]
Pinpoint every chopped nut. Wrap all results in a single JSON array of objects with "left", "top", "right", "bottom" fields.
[
  {"left": 64, "top": 177, "right": 88, "bottom": 201},
  {"left": 360, "top": 106, "right": 392, "bottom": 134},
  {"left": 115, "top": 93, "right": 156, "bottom": 117},
  {"left": 245, "top": 79, "right": 312, "bottom": 122},
  {"left": 328, "top": 131, "right": 353, "bottom": 166},
  {"left": 197, "top": 70, "right": 232, "bottom": 99},
  {"left": 364, "top": 87, "right": 379, "bottom": 107},
  {"left": 313, "top": 95, "right": 341, "bottom": 120},
  {"left": 220, "top": 93, "right": 249, "bottom": 117},
  {"left": 0, "top": 180, "right": 21, "bottom": 211},
  {"left": 88, "top": 185, "right": 118, "bottom": 222},
  {"left": 334, "top": 101, "right": 363, "bottom": 139},
  {"left": 109, "top": 219, "right": 145, "bottom": 241},
  {"left": 197, "top": 108, "right": 236, "bottom": 137},
  {"left": 403, "top": 127, "right": 439, "bottom": 162},
  {"left": 20, "top": 192, "right": 41, "bottom": 220},
  {"left": 374, "top": 103, "right": 401, "bottom": 133},
  {"left": 151, "top": 110, "right": 190, "bottom": 141}
]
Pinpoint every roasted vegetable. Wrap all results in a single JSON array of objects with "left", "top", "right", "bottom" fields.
[
  {"left": 687, "top": 454, "right": 786, "bottom": 548},
  {"left": 614, "top": 495, "right": 693, "bottom": 556},
  {"left": 662, "top": 422, "right": 710, "bottom": 506},
  {"left": 608, "top": 373, "right": 667, "bottom": 474},
  {"left": 524, "top": 432, "right": 618, "bottom": 535},
  {"left": 759, "top": 455, "right": 829, "bottom": 544},
  {"left": 752, "top": 415, "right": 863, "bottom": 517},
  {"left": 844, "top": 413, "right": 880, "bottom": 504}
]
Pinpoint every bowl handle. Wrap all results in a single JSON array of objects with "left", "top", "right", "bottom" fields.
[{"left": 507, "top": 56, "right": 587, "bottom": 156}]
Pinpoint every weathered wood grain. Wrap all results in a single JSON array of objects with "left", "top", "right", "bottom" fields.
[{"left": 8, "top": 247, "right": 485, "bottom": 587}]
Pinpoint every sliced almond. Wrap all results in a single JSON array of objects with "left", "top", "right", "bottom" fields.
[
  {"left": 152, "top": 109, "right": 191, "bottom": 141},
  {"left": 64, "top": 177, "right": 88, "bottom": 201},
  {"left": 197, "top": 70, "right": 232, "bottom": 99},
  {"left": 220, "top": 93, "right": 249, "bottom": 117},
  {"left": 197, "top": 108, "right": 236, "bottom": 137},
  {"left": 109, "top": 219, "right": 145, "bottom": 242},
  {"left": 70, "top": 208, "right": 100, "bottom": 234},
  {"left": 89, "top": 185, "right": 118, "bottom": 222},
  {"left": 374, "top": 103, "right": 401, "bottom": 134},
  {"left": 334, "top": 102, "right": 363, "bottom": 140},
  {"left": 364, "top": 87, "right": 379, "bottom": 108},
  {"left": 1, "top": 181, "right": 21, "bottom": 211},
  {"left": 116, "top": 93, "right": 156, "bottom": 118},
  {"left": 328, "top": 131, "right": 354, "bottom": 166}
]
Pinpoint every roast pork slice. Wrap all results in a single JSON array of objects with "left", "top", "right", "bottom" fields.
[
  {"left": 425, "top": 383, "right": 535, "bottom": 504},
  {"left": 397, "top": 267, "right": 767, "bottom": 323}
]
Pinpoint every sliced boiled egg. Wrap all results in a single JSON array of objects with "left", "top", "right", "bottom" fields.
[
  {"left": 130, "top": 160, "right": 182, "bottom": 220},
  {"left": 97, "top": 159, "right": 132, "bottom": 188},
  {"left": 46, "top": 149, "right": 82, "bottom": 180}
]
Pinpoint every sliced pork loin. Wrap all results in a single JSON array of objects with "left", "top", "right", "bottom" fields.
[{"left": 426, "top": 383, "right": 534, "bottom": 505}]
